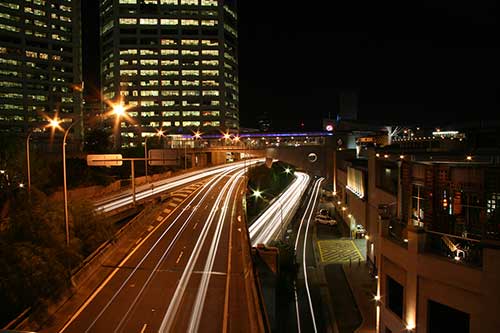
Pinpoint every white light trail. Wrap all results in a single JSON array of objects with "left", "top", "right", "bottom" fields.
[
  {"left": 294, "top": 177, "right": 324, "bottom": 333},
  {"left": 79, "top": 168, "right": 236, "bottom": 333},
  {"left": 188, "top": 169, "right": 246, "bottom": 332},
  {"left": 249, "top": 172, "right": 310, "bottom": 245},
  {"left": 159, "top": 169, "right": 246, "bottom": 332},
  {"left": 95, "top": 159, "right": 263, "bottom": 213}
]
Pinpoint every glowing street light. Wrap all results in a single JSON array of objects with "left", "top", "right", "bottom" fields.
[
  {"left": 252, "top": 189, "right": 262, "bottom": 198},
  {"left": 193, "top": 130, "right": 202, "bottom": 139},
  {"left": 112, "top": 103, "right": 126, "bottom": 117}
]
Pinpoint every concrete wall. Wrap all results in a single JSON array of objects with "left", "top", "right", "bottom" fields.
[{"left": 269, "top": 145, "right": 334, "bottom": 184}]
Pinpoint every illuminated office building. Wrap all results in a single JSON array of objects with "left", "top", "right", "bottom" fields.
[
  {"left": 0, "top": 0, "right": 82, "bottom": 135},
  {"left": 100, "top": 0, "right": 239, "bottom": 147}
]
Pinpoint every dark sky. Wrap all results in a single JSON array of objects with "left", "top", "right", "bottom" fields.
[
  {"left": 82, "top": 1, "right": 499, "bottom": 131},
  {"left": 237, "top": 1, "right": 499, "bottom": 130}
]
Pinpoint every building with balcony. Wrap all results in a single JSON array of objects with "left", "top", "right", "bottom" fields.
[
  {"left": 99, "top": 0, "right": 239, "bottom": 147},
  {"left": 0, "top": 0, "right": 82, "bottom": 136},
  {"left": 332, "top": 123, "right": 500, "bottom": 332}
]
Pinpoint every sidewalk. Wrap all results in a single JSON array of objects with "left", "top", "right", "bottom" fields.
[
  {"left": 342, "top": 261, "right": 377, "bottom": 333},
  {"left": 316, "top": 200, "right": 377, "bottom": 333}
]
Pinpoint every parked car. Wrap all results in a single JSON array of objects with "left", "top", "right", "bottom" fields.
[
  {"left": 319, "top": 208, "right": 329, "bottom": 216},
  {"left": 315, "top": 214, "right": 337, "bottom": 226},
  {"left": 355, "top": 224, "right": 366, "bottom": 238}
]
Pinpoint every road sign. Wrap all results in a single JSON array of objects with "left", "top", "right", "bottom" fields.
[
  {"left": 87, "top": 154, "right": 123, "bottom": 166},
  {"left": 148, "top": 149, "right": 178, "bottom": 166}
]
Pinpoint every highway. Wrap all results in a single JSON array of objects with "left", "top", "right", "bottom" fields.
[
  {"left": 249, "top": 171, "right": 310, "bottom": 245},
  {"left": 59, "top": 164, "right": 266, "bottom": 333},
  {"left": 95, "top": 159, "right": 263, "bottom": 213}
]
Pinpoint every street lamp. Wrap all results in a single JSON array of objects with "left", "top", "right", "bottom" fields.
[
  {"left": 49, "top": 116, "right": 81, "bottom": 247},
  {"left": 26, "top": 130, "right": 34, "bottom": 194},
  {"left": 144, "top": 128, "right": 165, "bottom": 182}
]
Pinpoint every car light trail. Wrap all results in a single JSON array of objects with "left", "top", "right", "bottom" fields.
[
  {"left": 159, "top": 169, "right": 246, "bottom": 332},
  {"left": 294, "top": 177, "right": 324, "bottom": 333},
  {"left": 61, "top": 166, "right": 240, "bottom": 333},
  {"left": 95, "top": 159, "right": 263, "bottom": 213},
  {"left": 249, "top": 172, "right": 310, "bottom": 245},
  {"left": 188, "top": 169, "right": 246, "bottom": 332}
]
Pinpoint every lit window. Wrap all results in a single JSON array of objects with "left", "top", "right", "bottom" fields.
[
  {"left": 202, "top": 50, "right": 218, "bottom": 56},
  {"left": 140, "top": 18, "right": 158, "bottom": 25},
  {"left": 119, "top": 18, "right": 137, "bottom": 24},
  {"left": 202, "top": 90, "right": 219, "bottom": 96},
  {"left": 182, "top": 39, "right": 199, "bottom": 45},
  {"left": 162, "top": 111, "right": 180, "bottom": 116},
  {"left": 201, "top": 0, "right": 217, "bottom": 6},
  {"left": 182, "top": 50, "right": 199, "bottom": 56},
  {"left": 182, "top": 121, "right": 201, "bottom": 126},
  {"left": 181, "top": 19, "right": 198, "bottom": 26},
  {"left": 160, "top": 19, "right": 178, "bottom": 25},
  {"left": 182, "top": 111, "right": 200, "bottom": 116},
  {"left": 201, "top": 20, "right": 217, "bottom": 26},
  {"left": 162, "top": 90, "right": 179, "bottom": 96},
  {"left": 182, "top": 90, "right": 199, "bottom": 96}
]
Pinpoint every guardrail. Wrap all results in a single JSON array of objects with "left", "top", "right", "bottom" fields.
[{"left": 387, "top": 218, "right": 409, "bottom": 248}]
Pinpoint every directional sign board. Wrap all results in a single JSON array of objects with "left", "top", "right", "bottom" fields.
[
  {"left": 148, "top": 149, "right": 178, "bottom": 166},
  {"left": 87, "top": 154, "right": 123, "bottom": 166}
]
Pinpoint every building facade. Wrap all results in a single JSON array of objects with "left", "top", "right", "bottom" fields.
[
  {"left": 332, "top": 127, "right": 500, "bottom": 333},
  {"left": 100, "top": 0, "right": 239, "bottom": 147},
  {"left": 0, "top": 0, "right": 82, "bottom": 135}
]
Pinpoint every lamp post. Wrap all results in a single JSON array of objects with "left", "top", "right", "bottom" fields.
[
  {"left": 26, "top": 130, "right": 34, "bottom": 194},
  {"left": 144, "top": 128, "right": 164, "bottom": 182},
  {"left": 49, "top": 117, "right": 81, "bottom": 247},
  {"left": 62, "top": 119, "right": 80, "bottom": 247}
]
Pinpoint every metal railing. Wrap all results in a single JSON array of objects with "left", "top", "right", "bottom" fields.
[
  {"left": 387, "top": 218, "right": 408, "bottom": 248},
  {"left": 425, "top": 230, "right": 483, "bottom": 267}
]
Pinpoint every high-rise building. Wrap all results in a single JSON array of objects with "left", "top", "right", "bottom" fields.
[
  {"left": 0, "top": 0, "right": 83, "bottom": 135},
  {"left": 100, "top": 0, "right": 239, "bottom": 147}
]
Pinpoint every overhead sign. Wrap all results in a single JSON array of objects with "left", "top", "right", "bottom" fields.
[
  {"left": 148, "top": 149, "right": 178, "bottom": 166},
  {"left": 87, "top": 154, "right": 123, "bottom": 166}
]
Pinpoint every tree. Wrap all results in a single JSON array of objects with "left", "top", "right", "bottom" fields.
[{"left": 84, "top": 128, "right": 111, "bottom": 153}]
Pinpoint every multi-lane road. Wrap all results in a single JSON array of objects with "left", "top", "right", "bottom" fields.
[{"left": 59, "top": 164, "right": 266, "bottom": 333}]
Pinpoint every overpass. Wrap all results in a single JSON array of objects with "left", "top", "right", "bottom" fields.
[{"left": 167, "top": 131, "right": 337, "bottom": 183}]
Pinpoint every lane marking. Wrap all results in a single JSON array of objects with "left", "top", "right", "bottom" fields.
[
  {"left": 140, "top": 323, "right": 147, "bottom": 333},
  {"left": 57, "top": 179, "right": 207, "bottom": 333},
  {"left": 163, "top": 208, "right": 171, "bottom": 214},
  {"left": 135, "top": 238, "right": 143, "bottom": 245},
  {"left": 176, "top": 251, "right": 184, "bottom": 264},
  {"left": 192, "top": 222, "right": 198, "bottom": 230},
  {"left": 192, "top": 271, "right": 227, "bottom": 276}
]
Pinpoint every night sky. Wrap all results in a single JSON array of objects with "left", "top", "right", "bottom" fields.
[{"left": 83, "top": 1, "right": 499, "bottom": 131}]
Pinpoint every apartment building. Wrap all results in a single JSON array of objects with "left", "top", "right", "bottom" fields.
[{"left": 332, "top": 126, "right": 500, "bottom": 332}]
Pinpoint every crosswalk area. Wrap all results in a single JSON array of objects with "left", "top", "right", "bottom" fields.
[{"left": 317, "top": 240, "right": 363, "bottom": 264}]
